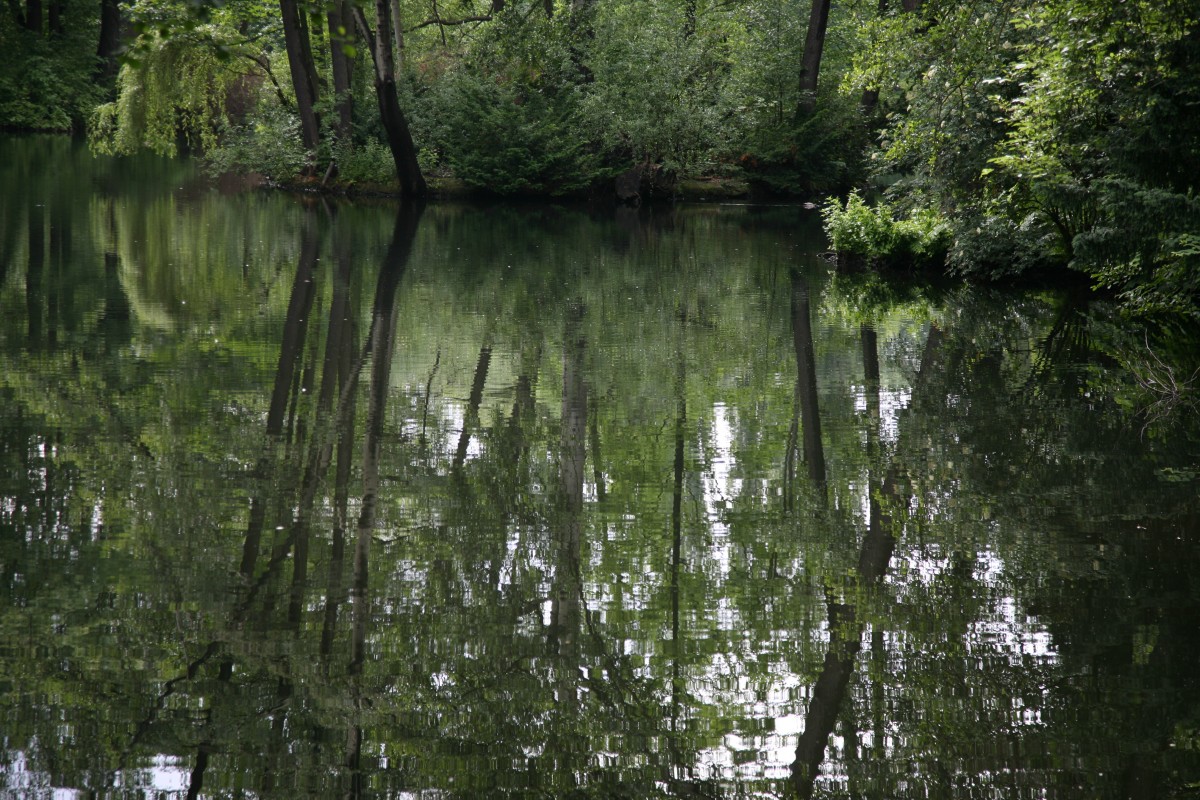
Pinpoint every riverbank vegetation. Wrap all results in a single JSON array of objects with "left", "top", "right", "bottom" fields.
[{"left": 3, "top": 0, "right": 1198, "bottom": 321}]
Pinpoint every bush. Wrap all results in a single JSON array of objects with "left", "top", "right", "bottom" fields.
[
  {"left": 205, "top": 97, "right": 308, "bottom": 180},
  {"left": 425, "top": 71, "right": 605, "bottom": 196},
  {"left": 822, "top": 192, "right": 950, "bottom": 267},
  {"left": 738, "top": 99, "right": 869, "bottom": 195},
  {"left": 332, "top": 138, "right": 396, "bottom": 185}
]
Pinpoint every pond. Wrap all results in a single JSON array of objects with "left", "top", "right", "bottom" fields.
[{"left": 2, "top": 134, "right": 1199, "bottom": 799}]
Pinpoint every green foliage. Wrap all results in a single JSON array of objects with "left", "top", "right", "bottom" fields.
[
  {"left": 89, "top": 33, "right": 244, "bottom": 157},
  {"left": 581, "top": 0, "right": 743, "bottom": 175},
  {"left": 855, "top": 2, "right": 1019, "bottom": 210},
  {"left": 205, "top": 93, "right": 309, "bottom": 180},
  {"left": 425, "top": 70, "right": 603, "bottom": 195},
  {"left": 822, "top": 191, "right": 949, "bottom": 266},
  {"left": 332, "top": 137, "right": 398, "bottom": 185},
  {"left": 944, "top": 211, "right": 1061, "bottom": 280},
  {"left": 738, "top": 97, "right": 868, "bottom": 195},
  {"left": 1111, "top": 235, "right": 1200, "bottom": 325},
  {"left": 0, "top": 18, "right": 105, "bottom": 131}
]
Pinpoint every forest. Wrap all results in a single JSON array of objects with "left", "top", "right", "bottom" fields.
[{"left": 2, "top": 0, "right": 1198, "bottom": 323}]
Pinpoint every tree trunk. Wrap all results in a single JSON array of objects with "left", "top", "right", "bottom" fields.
[
  {"left": 95, "top": 0, "right": 122, "bottom": 84},
  {"left": 796, "top": 0, "right": 832, "bottom": 117},
  {"left": 47, "top": 0, "right": 61, "bottom": 33},
  {"left": 24, "top": 0, "right": 41, "bottom": 32},
  {"left": 389, "top": 0, "right": 404, "bottom": 71},
  {"left": 354, "top": 4, "right": 427, "bottom": 195},
  {"left": 266, "top": 220, "right": 319, "bottom": 437},
  {"left": 326, "top": 0, "right": 355, "bottom": 141},
  {"left": 453, "top": 337, "right": 493, "bottom": 469},
  {"left": 279, "top": 0, "right": 322, "bottom": 155}
]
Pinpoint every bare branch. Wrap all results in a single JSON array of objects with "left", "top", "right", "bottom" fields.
[
  {"left": 405, "top": 13, "right": 492, "bottom": 32},
  {"left": 241, "top": 52, "right": 291, "bottom": 109}
]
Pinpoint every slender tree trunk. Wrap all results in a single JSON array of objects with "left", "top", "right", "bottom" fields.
[
  {"left": 858, "top": 0, "right": 887, "bottom": 113},
  {"left": 95, "top": 0, "right": 122, "bottom": 84},
  {"left": 345, "top": 201, "right": 423, "bottom": 796},
  {"left": 267, "top": 218, "right": 319, "bottom": 436},
  {"left": 354, "top": 4, "right": 427, "bottom": 195},
  {"left": 47, "top": 0, "right": 61, "bottom": 33},
  {"left": 319, "top": 232, "right": 356, "bottom": 667},
  {"left": 792, "top": 270, "right": 826, "bottom": 493},
  {"left": 279, "top": 0, "right": 322, "bottom": 155},
  {"left": 588, "top": 397, "right": 606, "bottom": 501},
  {"left": 389, "top": 0, "right": 404, "bottom": 71},
  {"left": 551, "top": 301, "right": 587, "bottom": 658},
  {"left": 796, "top": 0, "right": 832, "bottom": 117},
  {"left": 861, "top": 325, "right": 880, "bottom": 384},
  {"left": 7, "top": 0, "right": 25, "bottom": 28},
  {"left": 790, "top": 321, "right": 943, "bottom": 796},
  {"left": 669, "top": 343, "right": 686, "bottom": 747},
  {"left": 26, "top": 203, "right": 44, "bottom": 347},
  {"left": 326, "top": 0, "right": 354, "bottom": 142},
  {"left": 453, "top": 337, "right": 493, "bottom": 469}
]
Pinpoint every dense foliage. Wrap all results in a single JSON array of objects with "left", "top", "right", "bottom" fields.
[
  {"left": 4, "top": 0, "right": 1198, "bottom": 318},
  {"left": 846, "top": 0, "right": 1200, "bottom": 321}
]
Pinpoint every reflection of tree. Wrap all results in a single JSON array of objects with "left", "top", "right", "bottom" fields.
[
  {"left": 6, "top": 180, "right": 1200, "bottom": 800},
  {"left": 346, "top": 204, "right": 421, "bottom": 797},
  {"left": 453, "top": 333, "right": 493, "bottom": 469},
  {"left": 551, "top": 300, "right": 587, "bottom": 659},
  {"left": 790, "top": 322, "right": 943, "bottom": 797},
  {"left": 785, "top": 269, "right": 826, "bottom": 509}
]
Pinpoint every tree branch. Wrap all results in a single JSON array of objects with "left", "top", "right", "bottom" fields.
[
  {"left": 242, "top": 52, "right": 291, "bottom": 109},
  {"left": 405, "top": 13, "right": 491, "bottom": 32}
]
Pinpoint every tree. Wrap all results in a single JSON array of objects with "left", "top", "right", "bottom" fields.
[
  {"left": 796, "top": 0, "right": 831, "bottom": 116},
  {"left": 278, "top": 0, "right": 322, "bottom": 157},
  {"left": 354, "top": 0, "right": 427, "bottom": 195}
]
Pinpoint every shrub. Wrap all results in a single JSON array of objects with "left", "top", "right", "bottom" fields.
[
  {"left": 425, "top": 71, "right": 605, "bottom": 196},
  {"left": 204, "top": 96, "right": 308, "bottom": 180},
  {"left": 739, "top": 99, "right": 869, "bottom": 195},
  {"left": 822, "top": 191, "right": 949, "bottom": 267},
  {"left": 332, "top": 138, "right": 396, "bottom": 185}
]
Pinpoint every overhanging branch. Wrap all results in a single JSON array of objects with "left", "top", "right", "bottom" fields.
[{"left": 405, "top": 13, "right": 491, "bottom": 32}]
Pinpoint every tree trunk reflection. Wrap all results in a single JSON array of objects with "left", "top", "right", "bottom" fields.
[
  {"left": 791, "top": 322, "right": 945, "bottom": 797},
  {"left": 346, "top": 200, "right": 423, "bottom": 797}
]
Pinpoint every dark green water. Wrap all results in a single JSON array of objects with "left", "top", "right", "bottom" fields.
[{"left": 2, "top": 134, "right": 1199, "bottom": 799}]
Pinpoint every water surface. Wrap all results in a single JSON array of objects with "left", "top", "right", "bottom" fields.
[{"left": 2, "top": 135, "right": 1199, "bottom": 798}]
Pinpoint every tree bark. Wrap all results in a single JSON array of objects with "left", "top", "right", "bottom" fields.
[
  {"left": 796, "top": 0, "right": 832, "bottom": 117},
  {"left": 279, "top": 0, "right": 322, "bottom": 155},
  {"left": 354, "top": 5, "right": 428, "bottom": 195},
  {"left": 453, "top": 336, "right": 493, "bottom": 469},
  {"left": 95, "top": 0, "right": 122, "bottom": 84},
  {"left": 389, "top": 0, "right": 405, "bottom": 71},
  {"left": 267, "top": 218, "right": 319, "bottom": 437},
  {"left": 326, "top": 0, "right": 355, "bottom": 141}
]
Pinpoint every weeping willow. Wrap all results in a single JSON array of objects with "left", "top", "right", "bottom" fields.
[{"left": 89, "top": 34, "right": 246, "bottom": 158}]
